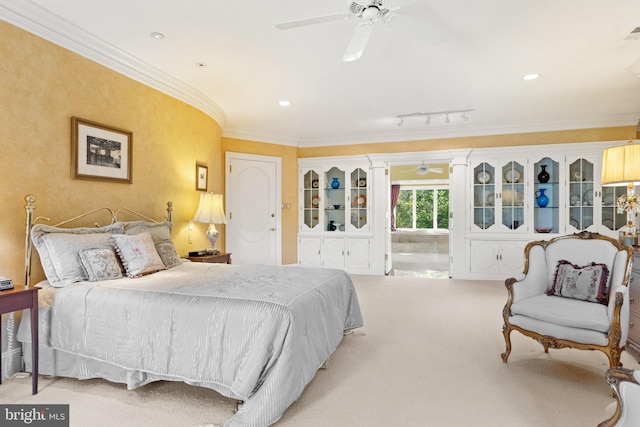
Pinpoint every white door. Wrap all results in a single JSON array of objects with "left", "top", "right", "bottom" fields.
[{"left": 226, "top": 153, "right": 282, "bottom": 265}]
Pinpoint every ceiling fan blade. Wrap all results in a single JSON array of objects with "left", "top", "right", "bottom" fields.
[
  {"left": 430, "top": 168, "right": 444, "bottom": 173},
  {"left": 343, "top": 21, "right": 374, "bottom": 62},
  {"left": 275, "top": 13, "right": 350, "bottom": 30}
]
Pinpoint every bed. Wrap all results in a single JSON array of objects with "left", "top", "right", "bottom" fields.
[{"left": 16, "top": 195, "right": 363, "bottom": 427}]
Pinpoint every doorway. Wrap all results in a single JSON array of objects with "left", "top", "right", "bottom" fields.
[
  {"left": 225, "top": 152, "right": 282, "bottom": 266},
  {"left": 388, "top": 162, "right": 450, "bottom": 278}
]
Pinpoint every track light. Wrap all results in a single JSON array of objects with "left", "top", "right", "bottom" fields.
[{"left": 396, "top": 109, "right": 473, "bottom": 127}]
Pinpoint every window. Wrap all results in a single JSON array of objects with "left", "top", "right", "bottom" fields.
[{"left": 395, "top": 186, "right": 449, "bottom": 231}]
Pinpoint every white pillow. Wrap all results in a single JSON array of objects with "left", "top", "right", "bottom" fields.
[
  {"left": 31, "top": 223, "right": 124, "bottom": 287},
  {"left": 78, "top": 247, "right": 123, "bottom": 281},
  {"left": 121, "top": 221, "right": 180, "bottom": 268},
  {"left": 111, "top": 232, "right": 166, "bottom": 278}
]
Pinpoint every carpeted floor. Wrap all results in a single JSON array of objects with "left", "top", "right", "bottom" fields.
[{"left": 3, "top": 275, "right": 637, "bottom": 426}]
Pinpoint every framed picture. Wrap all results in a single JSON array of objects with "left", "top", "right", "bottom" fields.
[
  {"left": 71, "top": 117, "right": 132, "bottom": 183},
  {"left": 196, "top": 163, "right": 208, "bottom": 191}
]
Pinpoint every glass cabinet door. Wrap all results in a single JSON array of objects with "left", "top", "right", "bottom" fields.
[
  {"left": 501, "top": 161, "right": 525, "bottom": 230},
  {"left": 350, "top": 167, "right": 368, "bottom": 230},
  {"left": 533, "top": 157, "right": 559, "bottom": 234},
  {"left": 325, "top": 166, "right": 345, "bottom": 231},
  {"left": 302, "top": 168, "right": 320, "bottom": 230},
  {"left": 601, "top": 186, "right": 626, "bottom": 232},
  {"left": 473, "top": 162, "right": 496, "bottom": 230},
  {"left": 567, "top": 158, "right": 594, "bottom": 231}
]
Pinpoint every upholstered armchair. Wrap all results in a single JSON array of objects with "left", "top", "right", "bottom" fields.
[
  {"left": 501, "top": 231, "right": 633, "bottom": 369},
  {"left": 599, "top": 367, "right": 640, "bottom": 426}
]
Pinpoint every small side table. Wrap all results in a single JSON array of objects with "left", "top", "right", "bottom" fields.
[
  {"left": 0, "top": 286, "right": 39, "bottom": 394},
  {"left": 187, "top": 253, "right": 232, "bottom": 264}
]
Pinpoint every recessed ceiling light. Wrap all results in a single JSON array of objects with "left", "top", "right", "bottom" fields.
[
  {"left": 150, "top": 32, "right": 165, "bottom": 40},
  {"left": 279, "top": 100, "right": 291, "bottom": 107},
  {"left": 522, "top": 73, "right": 541, "bottom": 81},
  {"left": 195, "top": 62, "right": 207, "bottom": 68}
]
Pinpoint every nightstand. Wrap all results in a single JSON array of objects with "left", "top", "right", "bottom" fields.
[
  {"left": 187, "top": 253, "right": 232, "bottom": 264},
  {"left": 0, "top": 286, "right": 39, "bottom": 394}
]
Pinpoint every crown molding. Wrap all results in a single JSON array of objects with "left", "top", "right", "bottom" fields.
[{"left": 0, "top": 0, "right": 226, "bottom": 126}]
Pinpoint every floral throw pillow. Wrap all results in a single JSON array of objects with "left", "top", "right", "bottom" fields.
[
  {"left": 111, "top": 232, "right": 166, "bottom": 278},
  {"left": 78, "top": 247, "right": 123, "bottom": 281},
  {"left": 548, "top": 259, "right": 610, "bottom": 305}
]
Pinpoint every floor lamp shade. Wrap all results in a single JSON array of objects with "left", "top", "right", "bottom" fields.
[
  {"left": 601, "top": 141, "right": 640, "bottom": 186},
  {"left": 192, "top": 193, "right": 227, "bottom": 252},
  {"left": 602, "top": 140, "right": 640, "bottom": 241}
]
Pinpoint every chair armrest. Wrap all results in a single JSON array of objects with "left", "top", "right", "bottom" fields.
[
  {"left": 608, "top": 286, "right": 628, "bottom": 321},
  {"left": 599, "top": 367, "right": 640, "bottom": 427}
]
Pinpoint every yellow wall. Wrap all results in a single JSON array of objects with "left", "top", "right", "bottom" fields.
[
  {"left": 0, "top": 20, "right": 222, "bottom": 284},
  {"left": 222, "top": 138, "right": 299, "bottom": 264}
]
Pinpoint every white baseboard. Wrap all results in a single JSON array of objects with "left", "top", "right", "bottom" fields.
[{"left": 1, "top": 348, "right": 22, "bottom": 382}]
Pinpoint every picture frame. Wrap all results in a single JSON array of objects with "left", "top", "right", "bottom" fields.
[
  {"left": 196, "top": 163, "right": 208, "bottom": 191},
  {"left": 71, "top": 117, "right": 132, "bottom": 183}
]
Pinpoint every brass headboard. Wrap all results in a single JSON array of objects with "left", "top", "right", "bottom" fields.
[{"left": 24, "top": 194, "right": 173, "bottom": 287}]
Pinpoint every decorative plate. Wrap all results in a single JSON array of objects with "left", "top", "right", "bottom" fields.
[
  {"left": 356, "top": 194, "right": 367, "bottom": 207},
  {"left": 504, "top": 169, "right": 522, "bottom": 183},
  {"left": 570, "top": 194, "right": 581, "bottom": 205},
  {"left": 476, "top": 170, "right": 492, "bottom": 184},
  {"left": 570, "top": 217, "right": 579, "bottom": 229},
  {"left": 603, "top": 192, "right": 615, "bottom": 206},
  {"left": 311, "top": 179, "right": 319, "bottom": 188},
  {"left": 358, "top": 178, "right": 367, "bottom": 187},
  {"left": 311, "top": 195, "right": 320, "bottom": 208},
  {"left": 583, "top": 189, "right": 593, "bottom": 205},
  {"left": 485, "top": 193, "right": 495, "bottom": 206}
]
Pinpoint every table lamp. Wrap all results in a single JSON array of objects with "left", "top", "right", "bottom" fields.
[
  {"left": 192, "top": 193, "right": 227, "bottom": 254},
  {"left": 602, "top": 140, "right": 640, "bottom": 244}
]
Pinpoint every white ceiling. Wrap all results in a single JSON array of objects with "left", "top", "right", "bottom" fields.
[{"left": 2, "top": 0, "right": 640, "bottom": 148}]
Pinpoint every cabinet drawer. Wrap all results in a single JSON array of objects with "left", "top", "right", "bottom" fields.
[
  {"left": 629, "top": 312, "right": 640, "bottom": 345},
  {"left": 630, "top": 288, "right": 640, "bottom": 316}
]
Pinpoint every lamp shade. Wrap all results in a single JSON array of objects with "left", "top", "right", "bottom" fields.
[
  {"left": 602, "top": 141, "right": 640, "bottom": 186},
  {"left": 192, "top": 193, "right": 227, "bottom": 224}
]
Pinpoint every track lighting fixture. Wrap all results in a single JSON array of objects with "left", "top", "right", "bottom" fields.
[{"left": 396, "top": 109, "right": 474, "bottom": 127}]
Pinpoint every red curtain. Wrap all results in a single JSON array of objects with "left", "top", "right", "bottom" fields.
[{"left": 390, "top": 184, "right": 400, "bottom": 231}]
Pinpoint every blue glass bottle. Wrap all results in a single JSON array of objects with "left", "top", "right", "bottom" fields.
[
  {"left": 331, "top": 177, "right": 340, "bottom": 189},
  {"left": 535, "top": 189, "right": 549, "bottom": 207}
]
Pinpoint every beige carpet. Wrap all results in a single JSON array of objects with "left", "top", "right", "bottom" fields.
[{"left": 3, "top": 275, "right": 636, "bottom": 426}]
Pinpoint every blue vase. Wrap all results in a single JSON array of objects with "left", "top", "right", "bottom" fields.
[
  {"left": 535, "top": 189, "right": 549, "bottom": 207},
  {"left": 331, "top": 177, "right": 340, "bottom": 189}
]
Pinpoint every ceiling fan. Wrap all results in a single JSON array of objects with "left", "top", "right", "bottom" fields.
[
  {"left": 399, "top": 162, "right": 444, "bottom": 175},
  {"left": 275, "top": 1, "right": 423, "bottom": 62}
]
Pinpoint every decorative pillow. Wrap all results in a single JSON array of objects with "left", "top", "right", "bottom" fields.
[
  {"left": 111, "top": 232, "right": 166, "bottom": 278},
  {"left": 121, "top": 221, "right": 180, "bottom": 269},
  {"left": 155, "top": 241, "right": 182, "bottom": 268},
  {"left": 31, "top": 223, "right": 125, "bottom": 287},
  {"left": 548, "top": 260, "right": 610, "bottom": 304},
  {"left": 78, "top": 247, "right": 123, "bottom": 281}
]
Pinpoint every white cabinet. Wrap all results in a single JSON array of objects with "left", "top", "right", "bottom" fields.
[
  {"left": 300, "top": 163, "right": 370, "bottom": 234},
  {"left": 470, "top": 240, "right": 526, "bottom": 278},
  {"left": 298, "top": 236, "right": 321, "bottom": 267},
  {"left": 471, "top": 159, "right": 527, "bottom": 233},
  {"left": 298, "top": 157, "right": 376, "bottom": 275}
]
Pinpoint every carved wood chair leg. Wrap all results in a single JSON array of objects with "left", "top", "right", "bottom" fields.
[{"left": 501, "top": 325, "right": 512, "bottom": 363}]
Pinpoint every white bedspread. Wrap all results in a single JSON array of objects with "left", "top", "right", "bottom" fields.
[{"left": 38, "top": 262, "right": 363, "bottom": 426}]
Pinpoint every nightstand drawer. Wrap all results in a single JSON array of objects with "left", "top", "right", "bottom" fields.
[{"left": 187, "top": 253, "right": 232, "bottom": 264}]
